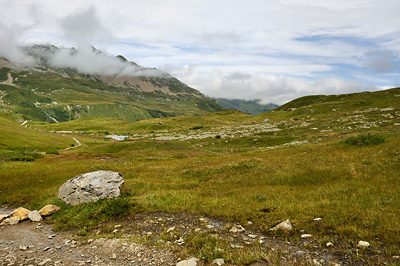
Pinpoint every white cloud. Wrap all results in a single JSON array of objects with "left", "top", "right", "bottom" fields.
[{"left": 0, "top": 1, "right": 399, "bottom": 103}]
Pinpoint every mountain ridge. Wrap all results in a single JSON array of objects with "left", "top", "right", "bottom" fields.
[{"left": 0, "top": 45, "right": 224, "bottom": 123}]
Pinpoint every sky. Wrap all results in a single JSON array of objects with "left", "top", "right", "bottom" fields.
[{"left": 0, "top": 0, "right": 400, "bottom": 104}]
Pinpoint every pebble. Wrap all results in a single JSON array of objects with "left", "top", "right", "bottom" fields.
[
  {"left": 167, "top": 227, "right": 176, "bottom": 233},
  {"left": 357, "top": 241, "right": 370, "bottom": 248},
  {"left": 326, "top": 242, "right": 334, "bottom": 247},
  {"left": 212, "top": 258, "right": 225, "bottom": 265},
  {"left": 301, "top": 234, "right": 312, "bottom": 238},
  {"left": 229, "top": 225, "right": 245, "bottom": 233},
  {"left": 38, "top": 258, "right": 51, "bottom": 266}
]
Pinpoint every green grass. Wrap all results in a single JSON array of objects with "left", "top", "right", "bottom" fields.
[{"left": 1, "top": 87, "right": 400, "bottom": 264}]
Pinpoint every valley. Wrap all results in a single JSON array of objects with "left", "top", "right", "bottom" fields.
[{"left": 0, "top": 86, "right": 399, "bottom": 265}]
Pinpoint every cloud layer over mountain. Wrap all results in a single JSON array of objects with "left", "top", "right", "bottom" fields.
[{"left": 0, "top": 1, "right": 399, "bottom": 104}]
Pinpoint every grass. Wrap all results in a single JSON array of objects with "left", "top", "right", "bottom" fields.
[{"left": 1, "top": 87, "right": 400, "bottom": 264}]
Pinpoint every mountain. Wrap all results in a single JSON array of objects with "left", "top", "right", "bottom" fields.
[
  {"left": 0, "top": 45, "right": 224, "bottom": 123},
  {"left": 214, "top": 98, "right": 278, "bottom": 115}
]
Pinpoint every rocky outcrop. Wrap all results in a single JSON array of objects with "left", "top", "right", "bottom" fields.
[{"left": 58, "top": 170, "right": 124, "bottom": 206}]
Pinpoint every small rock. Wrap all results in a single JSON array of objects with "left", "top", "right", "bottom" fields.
[
  {"left": 167, "top": 227, "right": 176, "bottom": 233},
  {"left": 28, "top": 210, "right": 43, "bottom": 222},
  {"left": 38, "top": 258, "right": 52, "bottom": 266},
  {"left": 176, "top": 257, "right": 198, "bottom": 266},
  {"left": 392, "top": 255, "right": 400, "bottom": 259},
  {"left": 248, "top": 234, "right": 257, "bottom": 239},
  {"left": 194, "top": 228, "right": 201, "bottom": 232},
  {"left": 301, "top": 234, "right": 312, "bottom": 239},
  {"left": 19, "top": 245, "right": 28, "bottom": 250},
  {"left": 0, "top": 214, "right": 11, "bottom": 223},
  {"left": 114, "top": 224, "right": 122, "bottom": 228},
  {"left": 247, "top": 221, "right": 253, "bottom": 225},
  {"left": 44, "top": 247, "right": 51, "bottom": 251},
  {"left": 112, "top": 229, "right": 119, "bottom": 234},
  {"left": 1, "top": 216, "right": 20, "bottom": 225},
  {"left": 313, "top": 217, "right": 322, "bottom": 221},
  {"left": 312, "top": 259, "right": 322, "bottom": 266},
  {"left": 206, "top": 224, "right": 214, "bottom": 229},
  {"left": 175, "top": 237, "right": 185, "bottom": 245},
  {"left": 229, "top": 225, "right": 245, "bottom": 233},
  {"left": 271, "top": 219, "right": 293, "bottom": 232},
  {"left": 230, "top": 244, "right": 244, "bottom": 249},
  {"left": 11, "top": 207, "right": 31, "bottom": 221},
  {"left": 212, "top": 258, "right": 225, "bottom": 265},
  {"left": 357, "top": 240, "right": 370, "bottom": 248},
  {"left": 111, "top": 254, "right": 117, "bottom": 260},
  {"left": 326, "top": 242, "right": 334, "bottom": 247},
  {"left": 39, "top": 205, "right": 61, "bottom": 216}
]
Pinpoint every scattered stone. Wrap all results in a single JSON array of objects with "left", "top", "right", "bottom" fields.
[
  {"left": 313, "top": 217, "right": 322, "bottom": 221},
  {"left": 357, "top": 241, "right": 370, "bottom": 248},
  {"left": 301, "top": 234, "right": 312, "bottom": 239},
  {"left": 58, "top": 170, "right": 124, "bottom": 205},
  {"left": 112, "top": 229, "right": 119, "bottom": 234},
  {"left": 28, "top": 210, "right": 43, "bottom": 222},
  {"left": 230, "top": 244, "right": 244, "bottom": 249},
  {"left": 271, "top": 219, "right": 293, "bottom": 232},
  {"left": 44, "top": 247, "right": 51, "bottom": 251},
  {"left": 194, "top": 228, "right": 201, "bottom": 232},
  {"left": 175, "top": 238, "right": 185, "bottom": 245},
  {"left": 11, "top": 207, "right": 31, "bottom": 221},
  {"left": 111, "top": 254, "right": 117, "bottom": 260},
  {"left": 114, "top": 224, "right": 122, "bottom": 228},
  {"left": 392, "top": 255, "right": 400, "bottom": 259},
  {"left": 312, "top": 259, "right": 322, "bottom": 266},
  {"left": 248, "top": 234, "right": 257, "bottom": 239},
  {"left": 1, "top": 216, "right": 20, "bottom": 225},
  {"left": 19, "top": 245, "right": 28, "bottom": 250},
  {"left": 326, "top": 242, "right": 334, "bottom": 247},
  {"left": 247, "top": 221, "right": 253, "bottom": 225},
  {"left": 39, "top": 205, "right": 61, "bottom": 216},
  {"left": 206, "top": 224, "right": 214, "bottom": 229},
  {"left": 38, "top": 258, "right": 52, "bottom": 266},
  {"left": 212, "top": 258, "right": 225, "bottom": 265},
  {"left": 176, "top": 257, "right": 198, "bottom": 266},
  {"left": 167, "top": 226, "right": 176, "bottom": 233},
  {"left": 229, "top": 225, "right": 245, "bottom": 233}
]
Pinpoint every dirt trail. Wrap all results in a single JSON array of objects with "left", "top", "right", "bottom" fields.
[{"left": 0, "top": 208, "right": 178, "bottom": 266}]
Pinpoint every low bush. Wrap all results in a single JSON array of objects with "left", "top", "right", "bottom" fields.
[{"left": 344, "top": 133, "right": 385, "bottom": 146}]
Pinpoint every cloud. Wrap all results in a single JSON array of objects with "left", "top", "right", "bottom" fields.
[
  {"left": 365, "top": 50, "right": 400, "bottom": 73},
  {"left": 0, "top": 23, "right": 35, "bottom": 65},
  {"left": 163, "top": 65, "right": 376, "bottom": 105},
  {"left": 60, "top": 6, "right": 113, "bottom": 47}
]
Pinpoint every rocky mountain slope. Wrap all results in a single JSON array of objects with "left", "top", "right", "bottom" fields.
[
  {"left": 0, "top": 45, "right": 224, "bottom": 123},
  {"left": 214, "top": 98, "right": 278, "bottom": 115}
]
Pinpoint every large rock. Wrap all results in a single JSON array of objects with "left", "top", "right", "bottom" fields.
[
  {"left": 39, "top": 205, "right": 61, "bottom": 216},
  {"left": 58, "top": 170, "right": 124, "bottom": 206}
]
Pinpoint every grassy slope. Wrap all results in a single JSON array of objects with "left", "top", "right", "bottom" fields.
[
  {"left": 0, "top": 67, "right": 224, "bottom": 122},
  {"left": 1, "top": 88, "right": 399, "bottom": 264}
]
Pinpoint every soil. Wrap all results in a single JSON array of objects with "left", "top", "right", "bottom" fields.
[{"left": 2, "top": 208, "right": 396, "bottom": 266}]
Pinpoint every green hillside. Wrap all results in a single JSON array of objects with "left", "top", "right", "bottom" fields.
[
  {"left": 0, "top": 53, "right": 223, "bottom": 123},
  {"left": 1, "top": 84, "right": 399, "bottom": 264}
]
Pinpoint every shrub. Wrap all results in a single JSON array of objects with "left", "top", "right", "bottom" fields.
[{"left": 344, "top": 133, "right": 385, "bottom": 147}]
